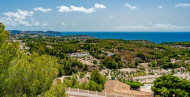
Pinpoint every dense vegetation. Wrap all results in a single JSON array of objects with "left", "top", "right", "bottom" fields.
[
  {"left": 2, "top": 22, "right": 190, "bottom": 96},
  {"left": 127, "top": 80, "right": 141, "bottom": 89},
  {"left": 0, "top": 23, "right": 67, "bottom": 97},
  {"left": 22, "top": 35, "right": 190, "bottom": 71},
  {"left": 63, "top": 70, "right": 106, "bottom": 92},
  {"left": 152, "top": 74, "right": 190, "bottom": 97},
  {"left": 161, "top": 42, "right": 190, "bottom": 47}
]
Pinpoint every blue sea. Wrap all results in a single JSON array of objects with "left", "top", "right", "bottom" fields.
[{"left": 59, "top": 32, "right": 190, "bottom": 43}]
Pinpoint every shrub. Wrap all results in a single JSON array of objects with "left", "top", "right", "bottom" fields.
[
  {"left": 93, "top": 60, "right": 97, "bottom": 64},
  {"left": 127, "top": 81, "right": 141, "bottom": 88}
]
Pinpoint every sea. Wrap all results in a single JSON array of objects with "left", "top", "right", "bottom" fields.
[{"left": 58, "top": 32, "right": 190, "bottom": 43}]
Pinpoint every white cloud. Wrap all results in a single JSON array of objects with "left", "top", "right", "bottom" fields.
[
  {"left": 158, "top": 6, "right": 163, "bottom": 9},
  {"left": 34, "top": 7, "right": 52, "bottom": 12},
  {"left": 125, "top": 3, "right": 137, "bottom": 10},
  {"left": 4, "top": 9, "right": 34, "bottom": 20},
  {"left": 57, "top": 6, "right": 71, "bottom": 12},
  {"left": 62, "top": 22, "right": 66, "bottom": 26},
  {"left": 154, "top": 23, "right": 172, "bottom": 29},
  {"left": 175, "top": 3, "right": 190, "bottom": 7},
  {"left": 94, "top": 3, "right": 106, "bottom": 9},
  {"left": 30, "top": 18, "right": 40, "bottom": 26},
  {"left": 115, "top": 23, "right": 190, "bottom": 31},
  {"left": 42, "top": 22, "right": 48, "bottom": 26},
  {"left": 0, "top": 9, "right": 40, "bottom": 26},
  {"left": 57, "top": 3, "right": 106, "bottom": 13},
  {"left": 115, "top": 25, "right": 149, "bottom": 30},
  {"left": 70, "top": 6, "right": 95, "bottom": 13},
  {"left": 153, "top": 23, "right": 190, "bottom": 30}
]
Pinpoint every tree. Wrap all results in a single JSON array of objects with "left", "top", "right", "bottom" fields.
[
  {"left": 88, "top": 80, "right": 103, "bottom": 92},
  {"left": 152, "top": 74, "right": 190, "bottom": 97},
  {"left": 114, "top": 55, "right": 121, "bottom": 62},
  {"left": 63, "top": 76, "right": 104, "bottom": 92},
  {"left": 79, "top": 82, "right": 89, "bottom": 90},
  {"left": 42, "top": 83, "right": 67, "bottom": 97},
  {"left": 0, "top": 23, "right": 20, "bottom": 96},
  {"left": 136, "top": 52, "right": 146, "bottom": 60},
  {"left": 83, "top": 64, "right": 88, "bottom": 71},
  {"left": 99, "top": 64, "right": 104, "bottom": 70},
  {"left": 118, "top": 61, "right": 123, "bottom": 68},
  {"left": 0, "top": 23, "right": 64, "bottom": 96},
  {"left": 127, "top": 81, "right": 141, "bottom": 89},
  {"left": 93, "top": 60, "right": 97, "bottom": 64},
  {"left": 5, "top": 53, "right": 60, "bottom": 96},
  {"left": 79, "top": 71, "right": 87, "bottom": 78},
  {"left": 135, "top": 61, "right": 139, "bottom": 66},
  {"left": 90, "top": 70, "right": 104, "bottom": 84},
  {"left": 152, "top": 61, "right": 156, "bottom": 67}
]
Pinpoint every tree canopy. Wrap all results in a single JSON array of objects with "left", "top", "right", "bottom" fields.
[
  {"left": 0, "top": 23, "right": 67, "bottom": 97},
  {"left": 152, "top": 74, "right": 190, "bottom": 97}
]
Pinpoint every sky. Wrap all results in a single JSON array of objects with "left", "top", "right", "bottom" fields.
[{"left": 0, "top": 0, "right": 190, "bottom": 32}]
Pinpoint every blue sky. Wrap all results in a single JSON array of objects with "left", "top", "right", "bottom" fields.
[{"left": 0, "top": 0, "right": 190, "bottom": 31}]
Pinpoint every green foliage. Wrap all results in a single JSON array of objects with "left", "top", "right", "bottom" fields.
[
  {"left": 127, "top": 81, "right": 141, "bottom": 88},
  {"left": 88, "top": 80, "right": 103, "bottom": 92},
  {"left": 0, "top": 23, "right": 20, "bottom": 96},
  {"left": 83, "top": 64, "right": 88, "bottom": 71},
  {"left": 103, "top": 56, "right": 122, "bottom": 69},
  {"left": 161, "top": 62, "right": 179, "bottom": 69},
  {"left": 136, "top": 52, "right": 146, "bottom": 61},
  {"left": 151, "top": 61, "right": 156, "bottom": 67},
  {"left": 152, "top": 74, "right": 190, "bottom": 97},
  {"left": 161, "top": 42, "right": 190, "bottom": 47},
  {"left": 99, "top": 64, "right": 104, "bottom": 70},
  {"left": 93, "top": 60, "right": 97, "bottom": 64},
  {"left": 26, "top": 41, "right": 78, "bottom": 57},
  {"left": 160, "top": 87, "right": 169, "bottom": 97},
  {"left": 19, "top": 31, "right": 190, "bottom": 70},
  {"left": 63, "top": 74, "right": 104, "bottom": 92},
  {"left": 90, "top": 70, "right": 105, "bottom": 84},
  {"left": 63, "top": 70, "right": 106, "bottom": 92},
  {"left": 0, "top": 23, "right": 66, "bottom": 97},
  {"left": 114, "top": 54, "right": 121, "bottom": 62},
  {"left": 58, "top": 58, "right": 85, "bottom": 75},
  {"left": 79, "top": 71, "right": 87, "bottom": 78},
  {"left": 79, "top": 82, "right": 89, "bottom": 90},
  {"left": 4, "top": 53, "right": 60, "bottom": 96},
  {"left": 135, "top": 61, "right": 139, "bottom": 66},
  {"left": 71, "top": 75, "right": 78, "bottom": 87},
  {"left": 0, "top": 23, "right": 10, "bottom": 43},
  {"left": 42, "top": 83, "right": 68, "bottom": 97}
]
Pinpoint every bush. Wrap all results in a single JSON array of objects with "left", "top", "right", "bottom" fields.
[
  {"left": 83, "top": 64, "right": 88, "bottom": 71},
  {"left": 90, "top": 70, "right": 105, "bottom": 84},
  {"left": 79, "top": 71, "right": 87, "bottom": 78},
  {"left": 42, "top": 83, "right": 67, "bottom": 97},
  {"left": 127, "top": 81, "right": 141, "bottom": 88},
  {"left": 99, "top": 64, "right": 104, "bottom": 70},
  {"left": 93, "top": 60, "right": 97, "bottom": 64}
]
